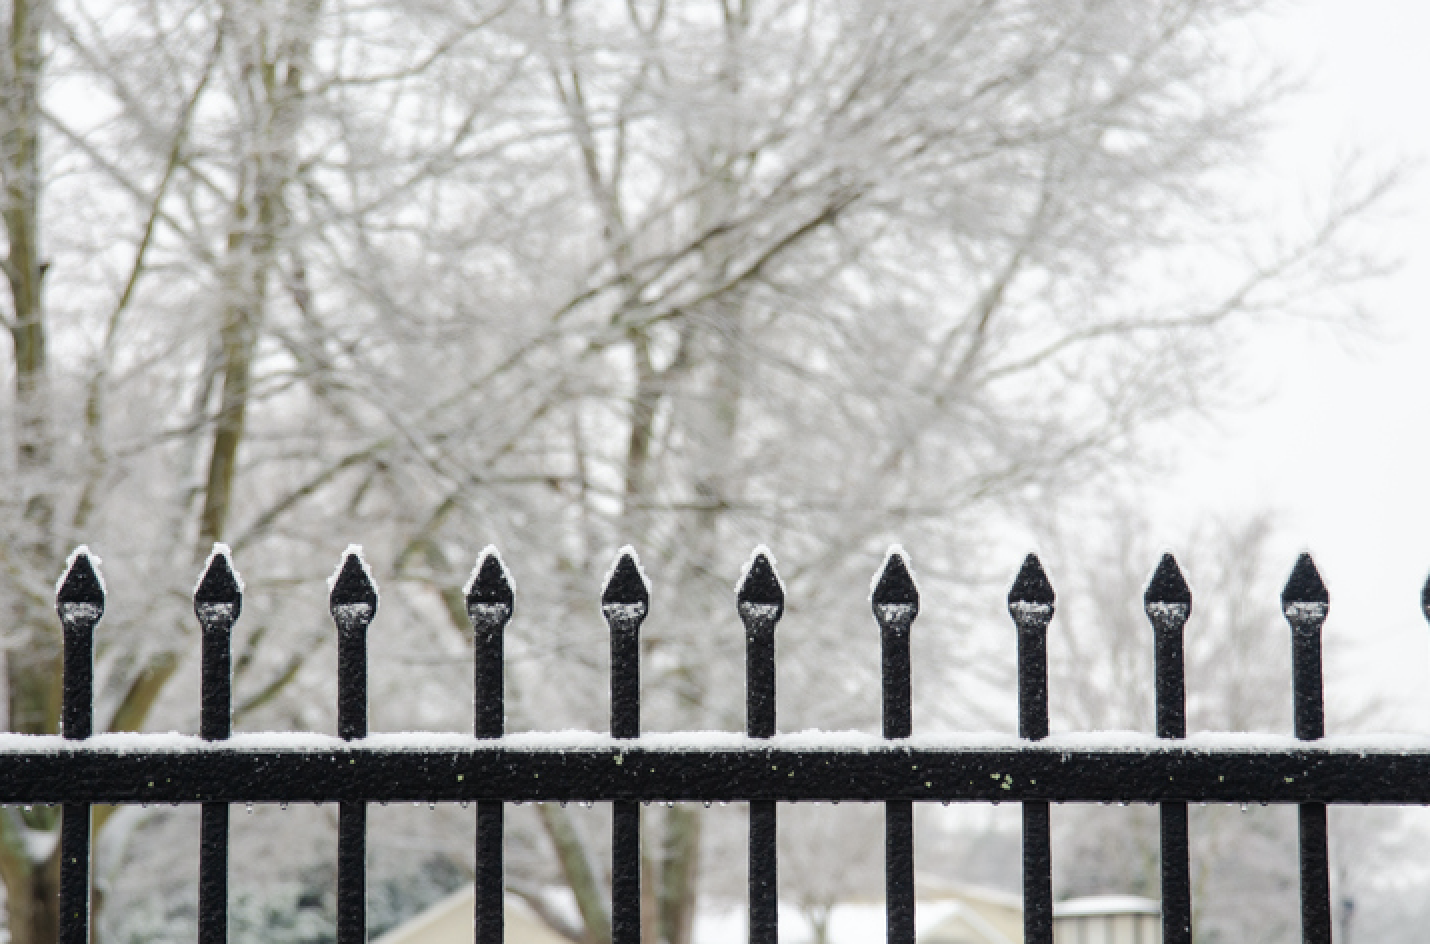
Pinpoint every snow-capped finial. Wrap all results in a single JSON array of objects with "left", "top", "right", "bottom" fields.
[
  {"left": 194, "top": 544, "right": 243, "bottom": 630},
  {"left": 871, "top": 546, "right": 918, "bottom": 631},
  {"left": 1007, "top": 553, "right": 1054, "bottom": 629},
  {"left": 465, "top": 546, "right": 514, "bottom": 633},
  {"left": 1144, "top": 553, "right": 1191, "bottom": 633},
  {"left": 329, "top": 546, "right": 378, "bottom": 632},
  {"left": 57, "top": 547, "right": 105, "bottom": 630},
  {"left": 602, "top": 546, "right": 649, "bottom": 630},
  {"left": 737, "top": 547, "right": 784, "bottom": 623},
  {"left": 602, "top": 547, "right": 649, "bottom": 606},
  {"left": 1281, "top": 552, "right": 1327, "bottom": 628}
]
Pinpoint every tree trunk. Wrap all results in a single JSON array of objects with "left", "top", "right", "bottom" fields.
[{"left": 0, "top": 1, "right": 64, "bottom": 938}]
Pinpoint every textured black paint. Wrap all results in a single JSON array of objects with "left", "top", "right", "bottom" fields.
[
  {"left": 1022, "top": 802, "right": 1052, "bottom": 944},
  {"left": 605, "top": 551, "right": 647, "bottom": 944},
  {"left": 469, "top": 551, "right": 513, "bottom": 944},
  {"left": 57, "top": 551, "right": 101, "bottom": 944},
  {"left": 1145, "top": 554, "right": 1192, "bottom": 944},
  {"left": 1010, "top": 554, "right": 1054, "bottom": 944},
  {"left": 338, "top": 802, "right": 366, "bottom": 944},
  {"left": 740, "top": 550, "right": 783, "bottom": 944},
  {"left": 331, "top": 553, "right": 375, "bottom": 944},
  {"left": 612, "top": 801, "right": 640, "bottom": 944},
  {"left": 1300, "top": 803, "right": 1332, "bottom": 944},
  {"left": 886, "top": 800, "right": 915, "bottom": 944},
  {"left": 476, "top": 802, "right": 503, "bottom": 944},
  {"left": 196, "top": 551, "right": 240, "bottom": 944},
  {"left": 1283, "top": 553, "right": 1331, "bottom": 944},
  {"left": 604, "top": 551, "right": 648, "bottom": 740},
  {"left": 873, "top": 551, "right": 918, "bottom": 740},
  {"left": 199, "top": 803, "right": 229, "bottom": 944},
  {"left": 59, "top": 805, "right": 90, "bottom": 944},
  {"left": 6, "top": 741, "right": 1430, "bottom": 803}
]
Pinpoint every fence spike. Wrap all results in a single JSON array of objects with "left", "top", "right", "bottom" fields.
[
  {"left": 57, "top": 547, "right": 105, "bottom": 627},
  {"left": 1145, "top": 553, "right": 1192, "bottom": 607},
  {"left": 194, "top": 545, "right": 243, "bottom": 629},
  {"left": 1144, "top": 553, "right": 1191, "bottom": 631},
  {"left": 466, "top": 547, "right": 514, "bottom": 624},
  {"left": 871, "top": 547, "right": 918, "bottom": 629},
  {"left": 1007, "top": 553, "right": 1054, "bottom": 629},
  {"left": 1281, "top": 553, "right": 1328, "bottom": 625},
  {"left": 330, "top": 548, "right": 378, "bottom": 627},
  {"left": 737, "top": 548, "right": 784, "bottom": 623},
  {"left": 602, "top": 547, "right": 650, "bottom": 616}
]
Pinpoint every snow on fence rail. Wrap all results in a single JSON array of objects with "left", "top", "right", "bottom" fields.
[{"left": 25, "top": 543, "right": 1426, "bottom": 944}]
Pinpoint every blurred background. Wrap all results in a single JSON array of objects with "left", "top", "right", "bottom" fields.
[{"left": 0, "top": 0, "right": 1426, "bottom": 941}]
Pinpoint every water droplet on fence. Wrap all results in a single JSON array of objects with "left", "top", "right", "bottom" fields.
[
  {"left": 1240, "top": 804, "right": 1249, "bottom": 813},
  {"left": 664, "top": 801, "right": 674, "bottom": 809},
  {"left": 581, "top": 801, "right": 593, "bottom": 809},
  {"left": 703, "top": 801, "right": 712, "bottom": 809},
  {"left": 720, "top": 801, "right": 729, "bottom": 807},
  {"left": 460, "top": 801, "right": 469, "bottom": 809},
  {"left": 280, "top": 802, "right": 288, "bottom": 811},
  {"left": 22, "top": 805, "right": 31, "bottom": 812},
  {"left": 245, "top": 804, "right": 253, "bottom": 815},
  {"left": 941, "top": 801, "right": 950, "bottom": 807},
  {"left": 1119, "top": 801, "right": 1129, "bottom": 807},
  {"left": 429, "top": 802, "right": 435, "bottom": 811}
]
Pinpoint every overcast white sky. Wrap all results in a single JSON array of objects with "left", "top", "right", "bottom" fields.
[{"left": 1147, "top": 1, "right": 1430, "bottom": 728}]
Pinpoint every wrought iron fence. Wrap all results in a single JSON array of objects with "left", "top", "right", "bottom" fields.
[{"left": 13, "top": 542, "right": 1426, "bottom": 944}]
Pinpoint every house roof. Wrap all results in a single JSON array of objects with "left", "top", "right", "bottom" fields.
[{"left": 372, "top": 887, "right": 571, "bottom": 944}]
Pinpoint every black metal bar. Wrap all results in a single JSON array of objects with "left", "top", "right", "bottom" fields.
[
  {"left": 476, "top": 802, "right": 503, "bottom": 944},
  {"left": 57, "top": 550, "right": 103, "bottom": 944},
  {"left": 603, "top": 550, "right": 649, "bottom": 944},
  {"left": 4, "top": 741, "right": 1430, "bottom": 804},
  {"left": 740, "top": 550, "right": 784, "bottom": 944},
  {"left": 469, "top": 549, "right": 514, "bottom": 944},
  {"left": 1283, "top": 553, "right": 1331, "bottom": 944},
  {"left": 60, "top": 804, "right": 90, "bottom": 944},
  {"left": 1022, "top": 802, "right": 1052, "bottom": 944},
  {"left": 1009, "top": 553, "right": 1054, "bottom": 944},
  {"left": 338, "top": 801, "right": 367, "bottom": 944},
  {"left": 873, "top": 550, "right": 918, "bottom": 944},
  {"left": 331, "top": 551, "right": 377, "bottom": 944},
  {"left": 196, "top": 548, "right": 242, "bottom": 944},
  {"left": 1300, "top": 803, "right": 1332, "bottom": 944},
  {"left": 1146, "top": 554, "right": 1192, "bottom": 944}
]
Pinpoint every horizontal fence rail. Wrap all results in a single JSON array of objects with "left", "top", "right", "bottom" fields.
[{"left": 14, "top": 542, "right": 1430, "bottom": 944}]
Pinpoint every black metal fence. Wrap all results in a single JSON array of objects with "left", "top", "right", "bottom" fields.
[{"left": 16, "top": 542, "right": 1429, "bottom": 944}]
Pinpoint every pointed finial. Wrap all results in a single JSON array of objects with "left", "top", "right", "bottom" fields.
[
  {"left": 57, "top": 547, "right": 105, "bottom": 630},
  {"left": 1281, "top": 552, "right": 1328, "bottom": 629},
  {"left": 871, "top": 547, "right": 919, "bottom": 631},
  {"left": 737, "top": 547, "right": 785, "bottom": 628},
  {"left": 465, "top": 546, "right": 514, "bottom": 633},
  {"left": 602, "top": 546, "right": 649, "bottom": 630},
  {"left": 1144, "top": 553, "right": 1191, "bottom": 632},
  {"left": 329, "top": 546, "right": 378, "bottom": 632},
  {"left": 1007, "top": 553, "right": 1054, "bottom": 629},
  {"left": 194, "top": 544, "right": 243, "bottom": 630}
]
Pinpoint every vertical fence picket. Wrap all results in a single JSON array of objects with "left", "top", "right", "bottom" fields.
[
  {"left": 1009, "top": 554, "right": 1054, "bottom": 944},
  {"left": 604, "top": 549, "right": 649, "bottom": 944},
  {"left": 1145, "top": 554, "right": 1193, "bottom": 944},
  {"left": 740, "top": 549, "right": 784, "bottom": 944},
  {"left": 196, "top": 547, "right": 242, "bottom": 944},
  {"left": 873, "top": 549, "right": 918, "bottom": 944},
  {"left": 468, "top": 549, "right": 514, "bottom": 944},
  {"left": 58, "top": 549, "right": 103, "bottom": 944},
  {"left": 1283, "top": 553, "right": 1331, "bottom": 944},
  {"left": 331, "top": 550, "right": 377, "bottom": 944}
]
